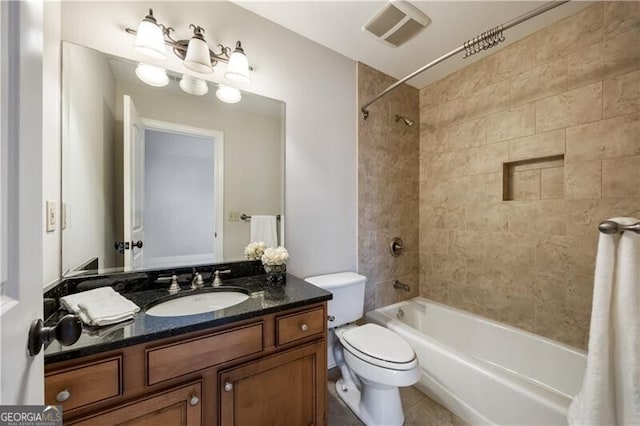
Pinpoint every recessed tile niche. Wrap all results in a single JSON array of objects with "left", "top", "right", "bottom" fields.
[{"left": 502, "top": 155, "right": 565, "bottom": 201}]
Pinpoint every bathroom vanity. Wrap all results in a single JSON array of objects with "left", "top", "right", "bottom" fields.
[{"left": 43, "top": 267, "right": 331, "bottom": 425}]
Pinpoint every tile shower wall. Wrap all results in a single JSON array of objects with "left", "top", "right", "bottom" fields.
[
  {"left": 358, "top": 63, "right": 420, "bottom": 312},
  {"left": 419, "top": 2, "right": 640, "bottom": 348}
]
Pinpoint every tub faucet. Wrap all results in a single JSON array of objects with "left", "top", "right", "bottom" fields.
[{"left": 393, "top": 280, "right": 411, "bottom": 292}]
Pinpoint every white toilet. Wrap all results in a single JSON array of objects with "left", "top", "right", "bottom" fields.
[{"left": 305, "top": 272, "right": 420, "bottom": 426}]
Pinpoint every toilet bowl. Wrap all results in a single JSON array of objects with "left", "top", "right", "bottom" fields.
[
  {"left": 304, "top": 272, "right": 420, "bottom": 426},
  {"left": 333, "top": 323, "right": 420, "bottom": 426}
]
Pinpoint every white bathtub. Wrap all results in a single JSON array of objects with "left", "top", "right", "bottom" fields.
[{"left": 366, "top": 297, "right": 587, "bottom": 425}]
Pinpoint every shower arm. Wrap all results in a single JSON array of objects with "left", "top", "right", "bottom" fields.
[{"left": 360, "top": 0, "right": 570, "bottom": 119}]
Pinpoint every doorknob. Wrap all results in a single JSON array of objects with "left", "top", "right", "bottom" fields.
[
  {"left": 114, "top": 241, "right": 130, "bottom": 254},
  {"left": 131, "top": 240, "right": 143, "bottom": 249},
  {"left": 28, "top": 314, "right": 82, "bottom": 356}
]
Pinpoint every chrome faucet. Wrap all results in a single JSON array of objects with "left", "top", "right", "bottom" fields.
[
  {"left": 393, "top": 280, "right": 411, "bottom": 292},
  {"left": 190, "top": 272, "right": 204, "bottom": 290}
]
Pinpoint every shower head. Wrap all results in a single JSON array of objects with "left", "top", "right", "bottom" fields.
[{"left": 395, "top": 114, "right": 414, "bottom": 127}]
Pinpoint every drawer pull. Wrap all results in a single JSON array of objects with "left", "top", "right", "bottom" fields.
[
  {"left": 300, "top": 324, "right": 309, "bottom": 332},
  {"left": 56, "top": 389, "right": 71, "bottom": 402},
  {"left": 224, "top": 382, "right": 233, "bottom": 392},
  {"left": 189, "top": 395, "right": 199, "bottom": 406}
]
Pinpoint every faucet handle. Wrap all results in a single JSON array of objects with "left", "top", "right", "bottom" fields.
[{"left": 212, "top": 269, "right": 231, "bottom": 287}]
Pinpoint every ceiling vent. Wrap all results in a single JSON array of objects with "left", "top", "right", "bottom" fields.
[{"left": 363, "top": 1, "right": 431, "bottom": 47}]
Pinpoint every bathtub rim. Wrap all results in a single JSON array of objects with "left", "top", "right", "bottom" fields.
[{"left": 366, "top": 296, "right": 587, "bottom": 357}]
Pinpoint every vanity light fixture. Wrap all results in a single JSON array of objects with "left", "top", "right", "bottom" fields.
[
  {"left": 216, "top": 84, "right": 242, "bottom": 104},
  {"left": 133, "top": 9, "right": 167, "bottom": 60},
  {"left": 126, "top": 9, "right": 251, "bottom": 82},
  {"left": 135, "top": 63, "right": 169, "bottom": 87},
  {"left": 179, "top": 74, "right": 208, "bottom": 96}
]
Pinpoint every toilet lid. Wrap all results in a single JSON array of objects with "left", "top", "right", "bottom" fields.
[{"left": 340, "top": 323, "right": 415, "bottom": 365}]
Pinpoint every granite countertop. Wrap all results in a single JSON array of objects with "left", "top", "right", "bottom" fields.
[{"left": 44, "top": 273, "right": 332, "bottom": 364}]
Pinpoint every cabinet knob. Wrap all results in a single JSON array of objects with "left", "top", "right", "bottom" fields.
[
  {"left": 224, "top": 382, "right": 233, "bottom": 392},
  {"left": 189, "top": 395, "right": 199, "bottom": 406},
  {"left": 300, "top": 323, "right": 309, "bottom": 332},
  {"left": 56, "top": 389, "right": 71, "bottom": 402}
]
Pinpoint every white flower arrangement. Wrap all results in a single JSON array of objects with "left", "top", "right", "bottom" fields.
[
  {"left": 245, "top": 241, "right": 267, "bottom": 260},
  {"left": 261, "top": 246, "right": 289, "bottom": 266}
]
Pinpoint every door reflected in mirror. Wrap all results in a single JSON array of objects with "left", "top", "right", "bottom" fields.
[{"left": 62, "top": 42, "right": 284, "bottom": 276}]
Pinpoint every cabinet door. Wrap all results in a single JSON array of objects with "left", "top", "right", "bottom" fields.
[
  {"left": 220, "top": 341, "right": 326, "bottom": 426},
  {"left": 69, "top": 381, "right": 202, "bottom": 426}
]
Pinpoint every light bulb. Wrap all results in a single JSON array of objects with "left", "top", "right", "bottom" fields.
[
  {"left": 135, "top": 63, "right": 169, "bottom": 87},
  {"left": 216, "top": 85, "right": 241, "bottom": 104},
  {"left": 179, "top": 74, "right": 208, "bottom": 96}
]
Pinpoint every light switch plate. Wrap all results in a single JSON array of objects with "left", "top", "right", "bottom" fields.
[
  {"left": 46, "top": 200, "right": 56, "bottom": 232},
  {"left": 228, "top": 211, "right": 240, "bottom": 221}
]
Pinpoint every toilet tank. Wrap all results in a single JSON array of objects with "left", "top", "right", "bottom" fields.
[{"left": 305, "top": 272, "right": 366, "bottom": 327}]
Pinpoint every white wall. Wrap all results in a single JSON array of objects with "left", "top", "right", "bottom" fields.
[
  {"left": 61, "top": 44, "right": 118, "bottom": 274},
  {"left": 115, "top": 80, "right": 282, "bottom": 260},
  {"left": 45, "top": 0, "right": 357, "bottom": 281},
  {"left": 42, "top": 2, "right": 60, "bottom": 286}
]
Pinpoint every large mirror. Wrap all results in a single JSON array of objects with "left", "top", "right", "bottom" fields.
[{"left": 62, "top": 42, "right": 284, "bottom": 276}]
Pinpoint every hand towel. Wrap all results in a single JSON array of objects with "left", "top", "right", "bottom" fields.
[
  {"left": 60, "top": 287, "right": 140, "bottom": 327},
  {"left": 568, "top": 217, "right": 640, "bottom": 425},
  {"left": 250, "top": 215, "right": 278, "bottom": 248}
]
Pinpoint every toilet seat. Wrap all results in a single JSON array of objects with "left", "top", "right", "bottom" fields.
[{"left": 339, "top": 323, "right": 417, "bottom": 371}]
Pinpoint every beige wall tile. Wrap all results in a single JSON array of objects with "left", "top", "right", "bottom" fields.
[
  {"left": 541, "top": 166, "right": 565, "bottom": 199},
  {"left": 511, "top": 58, "right": 568, "bottom": 106},
  {"left": 568, "top": 28, "right": 640, "bottom": 90},
  {"left": 509, "top": 169, "right": 541, "bottom": 201},
  {"left": 509, "top": 129, "right": 565, "bottom": 162},
  {"left": 602, "top": 155, "right": 640, "bottom": 198},
  {"left": 466, "top": 142, "right": 510, "bottom": 176},
  {"left": 446, "top": 118, "right": 486, "bottom": 151},
  {"left": 604, "top": 0, "right": 640, "bottom": 39},
  {"left": 565, "top": 161, "right": 602, "bottom": 199},
  {"left": 486, "top": 103, "right": 536, "bottom": 143},
  {"left": 568, "top": 198, "right": 640, "bottom": 238},
  {"left": 566, "top": 113, "right": 640, "bottom": 162},
  {"left": 465, "top": 203, "right": 510, "bottom": 232},
  {"left": 536, "top": 3, "right": 603, "bottom": 65},
  {"left": 604, "top": 69, "right": 640, "bottom": 119},
  {"left": 486, "top": 35, "right": 537, "bottom": 85},
  {"left": 536, "top": 82, "right": 603, "bottom": 132}
]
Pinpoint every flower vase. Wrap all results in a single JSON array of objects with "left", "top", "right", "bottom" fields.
[{"left": 264, "top": 263, "right": 286, "bottom": 283}]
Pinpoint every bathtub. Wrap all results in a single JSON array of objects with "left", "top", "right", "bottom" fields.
[{"left": 366, "top": 297, "right": 587, "bottom": 425}]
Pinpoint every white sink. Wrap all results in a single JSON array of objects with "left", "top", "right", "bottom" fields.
[{"left": 145, "top": 291, "right": 249, "bottom": 317}]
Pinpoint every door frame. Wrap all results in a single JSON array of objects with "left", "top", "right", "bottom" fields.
[{"left": 141, "top": 118, "right": 225, "bottom": 262}]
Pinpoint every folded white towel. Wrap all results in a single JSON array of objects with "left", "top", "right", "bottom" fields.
[
  {"left": 250, "top": 215, "right": 278, "bottom": 248},
  {"left": 568, "top": 217, "right": 640, "bottom": 425},
  {"left": 60, "top": 287, "right": 140, "bottom": 327}
]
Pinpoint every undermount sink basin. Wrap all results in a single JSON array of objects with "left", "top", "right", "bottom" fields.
[{"left": 145, "top": 291, "right": 250, "bottom": 317}]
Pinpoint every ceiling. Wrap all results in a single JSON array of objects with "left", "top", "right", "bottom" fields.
[{"left": 234, "top": 1, "right": 591, "bottom": 89}]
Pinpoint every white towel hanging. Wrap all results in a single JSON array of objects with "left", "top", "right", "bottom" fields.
[
  {"left": 568, "top": 217, "right": 640, "bottom": 425},
  {"left": 250, "top": 215, "right": 278, "bottom": 248}
]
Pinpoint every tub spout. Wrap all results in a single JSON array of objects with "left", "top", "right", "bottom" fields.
[{"left": 393, "top": 280, "right": 411, "bottom": 292}]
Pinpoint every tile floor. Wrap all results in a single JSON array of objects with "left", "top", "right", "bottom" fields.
[{"left": 327, "top": 368, "right": 468, "bottom": 426}]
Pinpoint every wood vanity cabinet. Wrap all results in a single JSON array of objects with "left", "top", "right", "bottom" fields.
[{"left": 45, "top": 302, "right": 327, "bottom": 426}]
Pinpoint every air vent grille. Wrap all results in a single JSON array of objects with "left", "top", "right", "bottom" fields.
[{"left": 363, "top": 1, "right": 430, "bottom": 47}]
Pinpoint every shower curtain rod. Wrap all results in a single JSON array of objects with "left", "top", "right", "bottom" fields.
[{"left": 360, "top": 0, "right": 570, "bottom": 119}]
